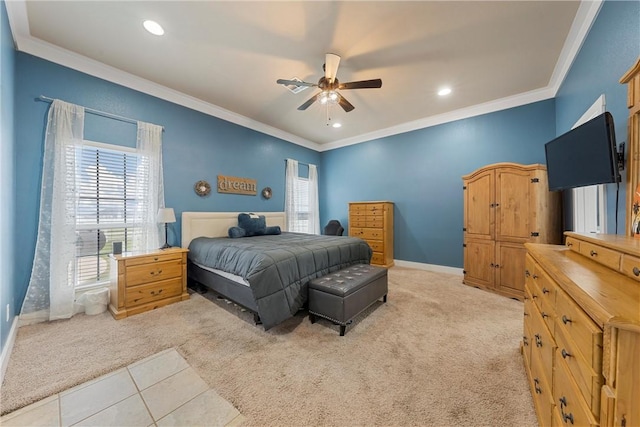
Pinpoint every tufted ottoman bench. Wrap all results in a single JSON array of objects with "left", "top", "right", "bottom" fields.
[{"left": 308, "top": 264, "right": 388, "bottom": 336}]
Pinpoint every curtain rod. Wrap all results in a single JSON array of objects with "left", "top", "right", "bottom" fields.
[
  {"left": 285, "top": 158, "right": 314, "bottom": 167},
  {"left": 36, "top": 96, "right": 164, "bottom": 131}
]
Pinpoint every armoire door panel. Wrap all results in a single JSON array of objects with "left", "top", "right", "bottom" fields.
[
  {"left": 496, "top": 169, "right": 531, "bottom": 241},
  {"left": 464, "top": 170, "right": 494, "bottom": 240},
  {"left": 496, "top": 242, "right": 527, "bottom": 295},
  {"left": 463, "top": 239, "right": 495, "bottom": 288}
]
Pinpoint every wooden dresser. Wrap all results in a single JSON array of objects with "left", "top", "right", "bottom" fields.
[
  {"left": 523, "top": 233, "right": 640, "bottom": 427},
  {"left": 108, "top": 247, "right": 189, "bottom": 319},
  {"left": 463, "top": 163, "right": 561, "bottom": 299},
  {"left": 348, "top": 201, "right": 394, "bottom": 267}
]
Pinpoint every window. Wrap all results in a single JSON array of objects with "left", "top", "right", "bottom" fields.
[
  {"left": 74, "top": 141, "right": 147, "bottom": 288},
  {"left": 288, "top": 176, "right": 310, "bottom": 233},
  {"left": 572, "top": 95, "right": 606, "bottom": 233}
]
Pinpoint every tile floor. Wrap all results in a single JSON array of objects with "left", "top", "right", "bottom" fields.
[{"left": 0, "top": 348, "right": 244, "bottom": 427}]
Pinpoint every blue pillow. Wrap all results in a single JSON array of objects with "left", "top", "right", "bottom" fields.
[
  {"left": 228, "top": 226, "right": 246, "bottom": 238},
  {"left": 238, "top": 213, "right": 267, "bottom": 237},
  {"left": 264, "top": 225, "right": 281, "bottom": 235}
]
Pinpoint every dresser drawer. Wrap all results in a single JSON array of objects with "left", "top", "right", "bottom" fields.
[
  {"left": 530, "top": 304, "right": 555, "bottom": 385},
  {"left": 578, "top": 241, "right": 621, "bottom": 271},
  {"left": 362, "top": 228, "right": 384, "bottom": 240},
  {"left": 368, "top": 240, "right": 385, "bottom": 253},
  {"left": 125, "top": 252, "right": 182, "bottom": 267},
  {"left": 350, "top": 217, "right": 367, "bottom": 227},
  {"left": 531, "top": 269, "right": 556, "bottom": 334},
  {"left": 553, "top": 358, "right": 598, "bottom": 427},
  {"left": 371, "top": 252, "right": 385, "bottom": 265},
  {"left": 126, "top": 259, "right": 183, "bottom": 287},
  {"left": 620, "top": 253, "right": 640, "bottom": 282},
  {"left": 529, "top": 352, "right": 554, "bottom": 427},
  {"left": 350, "top": 204, "right": 368, "bottom": 214},
  {"left": 365, "top": 218, "right": 384, "bottom": 228},
  {"left": 565, "top": 236, "right": 580, "bottom": 252},
  {"left": 555, "top": 289, "right": 603, "bottom": 371},
  {"left": 366, "top": 203, "right": 386, "bottom": 215},
  {"left": 125, "top": 277, "right": 183, "bottom": 307},
  {"left": 554, "top": 324, "right": 602, "bottom": 416}
]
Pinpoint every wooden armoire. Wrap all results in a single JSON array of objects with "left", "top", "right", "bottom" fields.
[{"left": 462, "top": 163, "right": 561, "bottom": 299}]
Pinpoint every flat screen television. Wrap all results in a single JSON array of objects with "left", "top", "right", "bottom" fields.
[{"left": 545, "top": 112, "right": 619, "bottom": 191}]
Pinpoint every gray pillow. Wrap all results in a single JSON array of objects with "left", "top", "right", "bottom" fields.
[
  {"left": 237, "top": 213, "right": 266, "bottom": 237},
  {"left": 228, "top": 226, "right": 246, "bottom": 238}
]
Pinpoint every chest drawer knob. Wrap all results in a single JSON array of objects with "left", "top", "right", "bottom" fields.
[
  {"left": 561, "top": 348, "right": 572, "bottom": 359},
  {"left": 541, "top": 312, "right": 549, "bottom": 319},
  {"left": 542, "top": 287, "right": 550, "bottom": 294},
  {"left": 533, "top": 378, "right": 542, "bottom": 394},
  {"left": 561, "top": 315, "right": 572, "bottom": 325},
  {"left": 633, "top": 266, "right": 640, "bottom": 276},
  {"left": 154, "top": 257, "right": 159, "bottom": 261},
  {"left": 535, "top": 334, "right": 542, "bottom": 347},
  {"left": 590, "top": 250, "right": 597, "bottom": 257}
]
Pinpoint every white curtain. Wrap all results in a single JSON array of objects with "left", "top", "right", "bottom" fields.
[
  {"left": 135, "top": 121, "right": 165, "bottom": 251},
  {"left": 21, "top": 100, "right": 85, "bottom": 323},
  {"left": 285, "top": 158, "right": 299, "bottom": 232},
  {"left": 308, "top": 164, "right": 320, "bottom": 235}
]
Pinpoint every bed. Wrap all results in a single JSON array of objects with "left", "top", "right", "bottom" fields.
[{"left": 181, "top": 212, "right": 373, "bottom": 329}]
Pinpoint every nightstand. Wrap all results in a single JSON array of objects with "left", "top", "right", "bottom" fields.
[{"left": 108, "top": 247, "right": 189, "bottom": 319}]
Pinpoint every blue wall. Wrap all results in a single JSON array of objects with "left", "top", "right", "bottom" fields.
[
  {"left": 14, "top": 53, "right": 321, "bottom": 312},
  {"left": 555, "top": 0, "right": 640, "bottom": 233},
  {"left": 320, "top": 100, "right": 556, "bottom": 268},
  {"left": 0, "top": 1, "right": 16, "bottom": 352}
]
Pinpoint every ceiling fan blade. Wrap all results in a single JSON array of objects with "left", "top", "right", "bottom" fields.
[
  {"left": 338, "top": 79, "right": 382, "bottom": 90},
  {"left": 325, "top": 53, "right": 341, "bottom": 83},
  {"left": 337, "top": 93, "right": 355, "bottom": 112},
  {"left": 298, "top": 92, "right": 321, "bottom": 110},
  {"left": 277, "top": 79, "right": 317, "bottom": 87}
]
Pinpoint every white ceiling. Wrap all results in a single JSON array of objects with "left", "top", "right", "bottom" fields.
[{"left": 7, "top": 1, "right": 600, "bottom": 151}]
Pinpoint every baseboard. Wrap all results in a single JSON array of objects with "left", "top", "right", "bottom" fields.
[
  {"left": 393, "top": 259, "right": 463, "bottom": 276},
  {"left": 1, "top": 316, "right": 19, "bottom": 385}
]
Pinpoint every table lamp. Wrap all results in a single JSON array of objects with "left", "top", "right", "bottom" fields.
[{"left": 157, "top": 207, "right": 176, "bottom": 249}]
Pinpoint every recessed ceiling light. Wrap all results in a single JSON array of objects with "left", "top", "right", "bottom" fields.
[
  {"left": 332, "top": 123, "right": 342, "bottom": 128},
  {"left": 438, "top": 87, "right": 452, "bottom": 96},
  {"left": 143, "top": 20, "right": 164, "bottom": 36}
]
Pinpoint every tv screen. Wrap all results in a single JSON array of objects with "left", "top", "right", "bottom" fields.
[{"left": 545, "top": 112, "right": 619, "bottom": 191}]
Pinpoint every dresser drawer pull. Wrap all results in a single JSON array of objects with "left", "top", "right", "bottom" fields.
[
  {"left": 149, "top": 269, "right": 163, "bottom": 276},
  {"left": 561, "top": 315, "right": 572, "bottom": 325},
  {"left": 559, "top": 396, "right": 567, "bottom": 408},
  {"left": 561, "top": 348, "right": 572, "bottom": 359},
  {"left": 490, "top": 263, "right": 495, "bottom": 267},
  {"left": 150, "top": 289, "right": 163, "bottom": 296},
  {"left": 633, "top": 267, "right": 640, "bottom": 277},
  {"left": 525, "top": 270, "right": 530, "bottom": 277},
  {"left": 562, "top": 411, "right": 574, "bottom": 425},
  {"left": 542, "top": 287, "right": 550, "bottom": 294},
  {"left": 567, "top": 242, "right": 573, "bottom": 247},
  {"left": 590, "top": 250, "right": 597, "bottom": 257},
  {"left": 533, "top": 378, "right": 542, "bottom": 394},
  {"left": 532, "top": 274, "right": 538, "bottom": 279},
  {"left": 523, "top": 336, "right": 529, "bottom": 346},
  {"left": 541, "top": 312, "right": 549, "bottom": 319},
  {"left": 523, "top": 311, "right": 529, "bottom": 317},
  {"left": 154, "top": 257, "right": 159, "bottom": 261},
  {"left": 535, "top": 334, "right": 542, "bottom": 347},
  {"left": 532, "top": 293, "right": 538, "bottom": 299}
]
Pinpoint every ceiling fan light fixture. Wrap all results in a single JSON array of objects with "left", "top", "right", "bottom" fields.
[
  {"left": 438, "top": 87, "right": 452, "bottom": 96},
  {"left": 143, "top": 20, "right": 165, "bottom": 36}
]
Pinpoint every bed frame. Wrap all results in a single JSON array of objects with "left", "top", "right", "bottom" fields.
[{"left": 181, "top": 212, "right": 287, "bottom": 323}]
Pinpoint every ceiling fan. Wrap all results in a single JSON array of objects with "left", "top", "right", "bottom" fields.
[{"left": 277, "top": 53, "right": 382, "bottom": 113}]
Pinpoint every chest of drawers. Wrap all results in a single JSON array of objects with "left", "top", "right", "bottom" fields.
[
  {"left": 524, "top": 233, "right": 640, "bottom": 427},
  {"left": 108, "top": 247, "right": 189, "bottom": 319},
  {"left": 349, "top": 201, "right": 394, "bottom": 267}
]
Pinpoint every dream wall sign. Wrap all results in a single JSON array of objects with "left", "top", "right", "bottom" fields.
[{"left": 217, "top": 175, "right": 257, "bottom": 196}]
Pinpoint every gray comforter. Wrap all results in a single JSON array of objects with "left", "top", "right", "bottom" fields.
[{"left": 188, "top": 232, "right": 372, "bottom": 329}]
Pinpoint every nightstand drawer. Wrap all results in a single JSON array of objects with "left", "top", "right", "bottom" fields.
[
  {"left": 125, "top": 252, "right": 183, "bottom": 267},
  {"left": 126, "top": 259, "right": 183, "bottom": 287},
  {"left": 126, "top": 278, "right": 183, "bottom": 307}
]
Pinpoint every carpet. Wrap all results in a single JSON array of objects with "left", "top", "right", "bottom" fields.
[{"left": 1, "top": 267, "right": 537, "bottom": 426}]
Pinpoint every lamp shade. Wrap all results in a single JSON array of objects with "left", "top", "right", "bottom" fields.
[{"left": 157, "top": 207, "right": 176, "bottom": 223}]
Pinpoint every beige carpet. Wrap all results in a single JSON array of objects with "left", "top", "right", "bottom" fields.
[{"left": 1, "top": 267, "right": 536, "bottom": 426}]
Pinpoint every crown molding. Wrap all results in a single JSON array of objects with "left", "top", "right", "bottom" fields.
[
  {"left": 547, "top": 0, "right": 603, "bottom": 95},
  {"left": 319, "top": 86, "right": 556, "bottom": 152},
  {"left": 7, "top": 0, "right": 601, "bottom": 153}
]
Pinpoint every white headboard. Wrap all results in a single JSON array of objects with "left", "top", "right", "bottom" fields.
[{"left": 181, "top": 211, "right": 287, "bottom": 248}]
